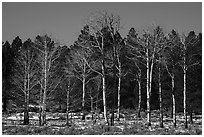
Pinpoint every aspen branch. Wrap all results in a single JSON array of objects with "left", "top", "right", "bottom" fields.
[
  {"left": 85, "top": 76, "right": 99, "bottom": 85},
  {"left": 187, "top": 62, "right": 201, "bottom": 70},
  {"left": 12, "top": 77, "right": 25, "bottom": 93},
  {"left": 47, "top": 76, "right": 64, "bottom": 97},
  {"left": 165, "top": 62, "right": 173, "bottom": 78},
  {"left": 83, "top": 58, "right": 103, "bottom": 76}
]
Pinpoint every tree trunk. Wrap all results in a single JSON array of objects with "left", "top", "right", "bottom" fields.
[
  {"left": 184, "top": 65, "right": 188, "bottom": 128},
  {"left": 137, "top": 77, "right": 141, "bottom": 118},
  {"left": 171, "top": 102, "right": 173, "bottom": 118},
  {"left": 24, "top": 71, "right": 29, "bottom": 125},
  {"left": 24, "top": 91, "right": 29, "bottom": 125},
  {"left": 117, "top": 73, "right": 121, "bottom": 121},
  {"left": 42, "top": 91, "right": 47, "bottom": 125},
  {"left": 82, "top": 75, "right": 86, "bottom": 120},
  {"left": 39, "top": 87, "right": 43, "bottom": 126},
  {"left": 41, "top": 50, "right": 47, "bottom": 126},
  {"left": 102, "top": 74, "right": 108, "bottom": 124},
  {"left": 149, "top": 59, "right": 154, "bottom": 95},
  {"left": 190, "top": 110, "right": 193, "bottom": 124},
  {"left": 116, "top": 45, "right": 122, "bottom": 121},
  {"left": 111, "top": 109, "right": 114, "bottom": 126},
  {"left": 96, "top": 92, "right": 98, "bottom": 110},
  {"left": 158, "top": 66, "right": 163, "bottom": 128},
  {"left": 91, "top": 96, "right": 94, "bottom": 121},
  {"left": 172, "top": 75, "right": 176, "bottom": 127},
  {"left": 146, "top": 49, "right": 151, "bottom": 126},
  {"left": 101, "top": 37, "right": 108, "bottom": 125},
  {"left": 66, "top": 79, "right": 70, "bottom": 126},
  {"left": 2, "top": 96, "right": 8, "bottom": 112},
  {"left": 111, "top": 77, "right": 115, "bottom": 126},
  {"left": 111, "top": 45, "right": 117, "bottom": 126},
  {"left": 27, "top": 73, "right": 30, "bottom": 124}
]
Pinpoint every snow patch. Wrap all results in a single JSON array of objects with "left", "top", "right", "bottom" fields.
[{"left": 30, "top": 115, "right": 38, "bottom": 120}]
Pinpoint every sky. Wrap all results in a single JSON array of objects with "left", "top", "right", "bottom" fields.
[{"left": 2, "top": 2, "right": 202, "bottom": 46}]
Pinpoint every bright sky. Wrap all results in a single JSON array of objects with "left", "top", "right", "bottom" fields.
[{"left": 2, "top": 2, "right": 202, "bottom": 46}]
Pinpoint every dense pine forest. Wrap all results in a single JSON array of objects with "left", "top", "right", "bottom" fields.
[{"left": 2, "top": 11, "right": 202, "bottom": 135}]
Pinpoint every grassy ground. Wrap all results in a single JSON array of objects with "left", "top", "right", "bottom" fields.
[{"left": 2, "top": 110, "right": 202, "bottom": 135}]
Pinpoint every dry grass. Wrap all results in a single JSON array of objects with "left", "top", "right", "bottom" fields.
[{"left": 2, "top": 110, "right": 202, "bottom": 135}]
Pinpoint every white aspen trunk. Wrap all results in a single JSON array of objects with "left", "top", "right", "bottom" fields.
[
  {"left": 158, "top": 66, "right": 163, "bottom": 128},
  {"left": 184, "top": 60, "right": 187, "bottom": 128},
  {"left": 66, "top": 79, "right": 70, "bottom": 126},
  {"left": 91, "top": 96, "right": 93, "bottom": 113},
  {"left": 172, "top": 75, "right": 176, "bottom": 127},
  {"left": 82, "top": 74, "right": 86, "bottom": 120},
  {"left": 147, "top": 47, "right": 155, "bottom": 127},
  {"left": 27, "top": 73, "right": 30, "bottom": 124},
  {"left": 135, "top": 62, "right": 142, "bottom": 118},
  {"left": 117, "top": 72, "right": 121, "bottom": 121},
  {"left": 101, "top": 37, "right": 108, "bottom": 125},
  {"left": 42, "top": 48, "right": 47, "bottom": 126},
  {"left": 102, "top": 70, "right": 108, "bottom": 124},
  {"left": 146, "top": 48, "right": 151, "bottom": 126},
  {"left": 116, "top": 46, "right": 122, "bottom": 121},
  {"left": 149, "top": 54, "right": 154, "bottom": 95},
  {"left": 137, "top": 77, "right": 141, "bottom": 118}
]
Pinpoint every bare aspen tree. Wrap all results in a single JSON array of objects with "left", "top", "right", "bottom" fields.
[
  {"left": 86, "top": 77, "right": 103, "bottom": 124},
  {"left": 87, "top": 11, "right": 122, "bottom": 125},
  {"left": 64, "top": 77, "right": 76, "bottom": 126},
  {"left": 165, "top": 62, "right": 176, "bottom": 127},
  {"left": 135, "top": 62, "right": 142, "bottom": 118},
  {"left": 12, "top": 39, "right": 38, "bottom": 125},
  {"left": 125, "top": 28, "right": 144, "bottom": 119},
  {"left": 164, "top": 29, "right": 182, "bottom": 127},
  {"left": 126, "top": 26, "right": 165, "bottom": 126},
  {"left": 62, "top": 46, "right": 77, "bottom": 126},
  {"left": 70, "top": 46, "right": 92, "bottom": 120},
  {"left": 113, "top": 31, "right": 125, "bottom": 121},
  {"left": 70, "top": 25, "right": 101, "bottom": 120},
  {"left": 126, "top": 29, "right": 155, "bottom": 126},
  {"left": 158, "top": 63, "right": 163, "bottom": 127},
  {"left": 116, "top": 44, "right": 122, "bottom": 121},
  {"left": 144, "top": 26, "right": 166, "bottom": 126},
  {"left": 34, "top": 35, "right": 62, "bottom": 126},
  {"left": 157, "top": 51, "right": 166, "bottom": 128},
  {"left": 179, "top": 32, "right": 201, "bottom": 128},
  {"left": 154, "top": 26, "right": 167, "bottom": 128},
  {"left": 157, "top": 51, "right": 165, "bottom": 128},
  {"left": 136, "top": 26, "right": 164, "bottom": 126},
  {"left": 138, "top": 31, "right": 155, "bottom": 127}
]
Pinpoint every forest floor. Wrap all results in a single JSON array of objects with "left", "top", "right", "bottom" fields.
[{"left": 2, "top": 109, "right": 202, "bottom": 135}]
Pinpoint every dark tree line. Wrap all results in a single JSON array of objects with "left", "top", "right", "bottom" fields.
[{"left": 2, "top": 11, "right": 201, "bottom": 128}]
